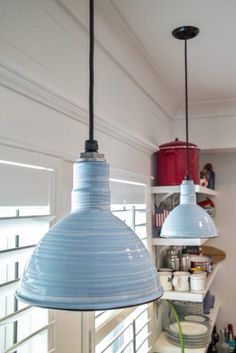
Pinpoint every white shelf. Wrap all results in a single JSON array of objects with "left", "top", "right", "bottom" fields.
[
  {"left": 152, "top": 332, "right": 206, "bottom": 353},
  {"left": 208, "top": 298, "right": 220, "bottom": 328},
  {"left": 160, "top": 263, "right": 220, "bottom": 302},
  {"left": 152, "top": 238, "right": 209, "bottom": 246},
  {"left": 152, "top": 300, "right": 220, "bottom": 353},
  {"left": 151, "top": 185, "right": 217, "bottom": 197}
]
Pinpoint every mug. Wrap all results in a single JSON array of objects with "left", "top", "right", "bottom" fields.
[
  {"left": 190, "top": 272, "right": 206, "bottom": 292},
  {"left": 158, "top": 271, "right": 173, "bottom": 291},
  {"left": 172, "top": 271, "right": 190, "bottom": 291}
]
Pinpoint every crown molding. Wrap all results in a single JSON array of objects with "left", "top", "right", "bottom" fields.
[
  {"left": 110, "top": 0, "right": 178, "bottom": 103},
  {"left": 0, "top": 60, "right": 158, "bottom": 157},
  {"left": 54, "top": 0, "right": 174, "bottom": 121},
  {"left": 174, "top": 98, "right": 236, "bottom": 120}
]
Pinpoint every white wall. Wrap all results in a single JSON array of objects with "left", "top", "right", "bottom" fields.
[
  {"left": 172, "top": 100, "right": 236, "bottom": 150},
  {"left": 2, "top": 0, "right": 235, "bottom": 347},
  {"left": 0, "top": 1, "right": 174, "bottom": 352},
  {"left": 173, "top": 99, "right": 236, "bottom": 329},
  {"left": 201, "top": 153, "right": 236, "bottom": 329},
  {"left": 0, "top": 0, "right": 173, "bottom": 165}
]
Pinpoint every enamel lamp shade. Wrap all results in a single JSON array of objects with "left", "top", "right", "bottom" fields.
[
  {"left": 161, "top": 179, "right": 217, "bottom": 238},
  {"left": 160, "top": 26, "right": 218, "bottom": 239},
  {"left": 16, "top": 0, "right": 164, "bottom": 310},
  {"left": 16, "top": 158, "right": 163, "bottom": 310}
]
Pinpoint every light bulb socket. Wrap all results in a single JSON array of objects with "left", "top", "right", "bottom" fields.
[
  {"left": 85, "top": 139, "right": 99, "bottom": 153},
  {"left": 80, "top": 151, "right": 105, "bottom": 162}
]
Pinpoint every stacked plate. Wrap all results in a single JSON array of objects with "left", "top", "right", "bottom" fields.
[
  {"left": 184, "top": 314, "right": 210, "bottom": 324},
  {"left": 172, "top": 301, "right": 203, "bottom": 317},
  {"left": 165, "top": 321, "right": 212, "bottom": 348}
]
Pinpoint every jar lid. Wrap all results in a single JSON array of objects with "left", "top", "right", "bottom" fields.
[{"left": 159, "top": 137, "right": 199, "bottom": 149}]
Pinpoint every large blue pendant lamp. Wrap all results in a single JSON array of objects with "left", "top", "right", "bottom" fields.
[
  {"left": 16, "top": 0, "right": 163, "bottom": 310},
  {"left": 161, "top": 26, "right": 218, "bottom": 239}
]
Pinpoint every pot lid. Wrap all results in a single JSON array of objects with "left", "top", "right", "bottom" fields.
[{"left": 159, "top": 137, "right": 199, "bottom": 149}]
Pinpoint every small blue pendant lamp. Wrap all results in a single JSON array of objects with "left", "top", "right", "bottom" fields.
[
  {"left": 16, "top": 0, "right": 163, "bottom": 310},
  {"left": 161, "top": 26, "right": 218, "bottom": 239}
]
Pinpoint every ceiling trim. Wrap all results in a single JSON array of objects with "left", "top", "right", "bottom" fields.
[
  {"left": 174, "top": 98, "right": 236, "bottom": 120},
  {"left": 110, "top": 0, "right": 178, "bottom": 102},
  {"left": 0, "top": 60, "right": 157, "bottom": 157},
  {"left": 54, "top": 0, "right": 174, "bottom": 121}
]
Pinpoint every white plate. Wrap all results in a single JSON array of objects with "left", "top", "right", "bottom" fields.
[
  {"left": 169, "top": 321, "right": 209, "bottom": 335},
  {"left": 184, "top": 314, "right": 209, "bottom": 323}
]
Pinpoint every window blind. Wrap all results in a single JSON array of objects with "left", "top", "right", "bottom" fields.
[
  {"left": 0, "top": 160, "right": 55, "bottom": 353},
  {"left": 95, "top": 179, "right": 152, "bottom": 353}
]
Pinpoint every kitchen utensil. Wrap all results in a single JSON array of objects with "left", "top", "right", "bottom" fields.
[
  {"left": 156, "top": 138, "right": 200, "bottom": 186},
  {"left": 183, "top": 314, "right": 210, "bottom": 323},
  {"left": 190, "top": 272, "right": 207, "bottom": 292},
  {"left": 164, "top": 247, "right": 180, "bottom": 271},
  {"left": 172, "top": 271, "right": 190, "bottom": 291},
  {"left": 158, "top": 271, "right": 173, "bottom": 291},
  {"left": 168, "top": 321, "right": 209, "bottom": 335},
  {"left": 179, "top": 252, "right": 191, "bottom": 272},
  {"left": 165, "top": 320, "right": 211, "bottom": 348},
  {"left": 190, "top": 256, "right": 210, "bottom": 272}
]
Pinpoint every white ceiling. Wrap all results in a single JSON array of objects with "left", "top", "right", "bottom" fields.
[{"left": 111, "top": 0, "right": 236, "bottom": 104}]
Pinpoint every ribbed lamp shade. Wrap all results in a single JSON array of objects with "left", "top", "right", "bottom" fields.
[
  {"left": 16, "top": 159, "right": 163, "bottom": 310},
  {"left": 160, "top": 180, "right": 218, "bottom": 238}
]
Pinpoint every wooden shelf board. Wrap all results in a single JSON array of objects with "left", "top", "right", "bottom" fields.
[
  {"left": 160, "top": 263, "right": 220, "bottom": 302},
  {"left": 151, "top": 238, "right": 209, "bottom": 246},
  {"left": 151, "top": 185, "right": 217, "bottom": 197}
]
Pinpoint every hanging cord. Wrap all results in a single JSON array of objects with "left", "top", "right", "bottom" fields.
[
  {"left": 184, "top": 39, "right": 190, "bottom": 180},
  {"left": 89, "top": 0, "right": 94, "bottom": 141},
  {"left": 85, "top": 0, "right": 98, "bottom": 153},
  {"left": 167, "top": 300, "right": 185, "bottom": 353}
]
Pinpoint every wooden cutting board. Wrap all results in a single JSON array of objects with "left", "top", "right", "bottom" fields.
[{"left": 201, "top": 245, "right": 226, "bottom": 264}]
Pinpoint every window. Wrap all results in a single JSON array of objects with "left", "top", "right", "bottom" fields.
[
  {"left": 95, "top": 179, "right": 152, "bottom": 353},
  {"left": 0, "top": 160, "right": 55, "bottom": 353}
]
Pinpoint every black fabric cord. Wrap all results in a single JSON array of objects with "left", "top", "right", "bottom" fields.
[
  {"left": 89, "top": 0, "right": 94, "bottom": 142},
  {"left": 85, "top": 0, "right": 98, "bottom": 152},
  {"left": 184, "top": 39, "right": 190, "bottom": 180}
]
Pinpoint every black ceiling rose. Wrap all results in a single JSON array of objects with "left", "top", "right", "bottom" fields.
[{"left": 172, "top": 26, "right": 199, "bottom": 40}]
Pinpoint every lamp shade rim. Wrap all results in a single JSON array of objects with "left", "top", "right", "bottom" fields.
[
  {"left": 160, "top": 234, "right": 218, "bottom": 239},
  {"left": 15, "top": 289, "right": 164, "bottom": 311}
]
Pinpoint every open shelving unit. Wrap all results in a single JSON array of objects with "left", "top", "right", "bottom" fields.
[
  {"left": 148, "top": 183, "right": 221, "bottom": 353},
  {"left": 152, "top": 299, "right": 221, "bottom": 353},
  {"left": 151, "top": 237, "right": 209, "bottom": 246},
  {"left": 151, "top": 185, "right": 217, "bottom": 197},
  {"left": 160, "top": 263, "right": 220, "bottom": 302}
]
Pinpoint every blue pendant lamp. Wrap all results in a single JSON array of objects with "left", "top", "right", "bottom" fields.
[
  {"left": 16, "top": 0, "right": 163, "bottom": 310},
  {"left": 161, "top": 26, "right": 218, "bottom": 239}
]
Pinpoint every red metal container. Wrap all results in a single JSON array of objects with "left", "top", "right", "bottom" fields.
[{"left": 156, "top": 138, "right": 200, "bottom": 186}]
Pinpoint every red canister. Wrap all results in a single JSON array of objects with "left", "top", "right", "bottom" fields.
[{"left": 156, "top": 138, "right": 200, "bottom": 186}]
